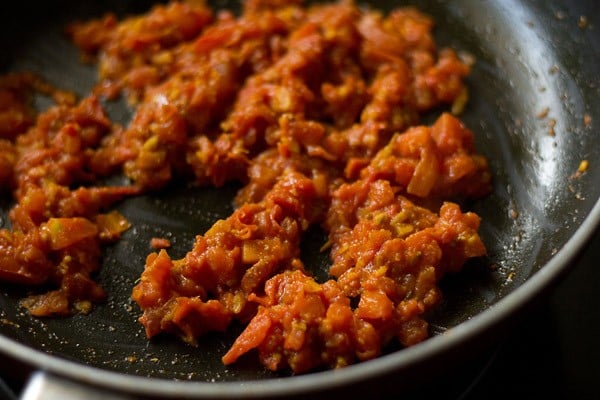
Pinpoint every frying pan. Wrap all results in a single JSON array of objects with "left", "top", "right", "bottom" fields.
[{"left": 0, "top": 0, "right": 598, "bottom": 398}]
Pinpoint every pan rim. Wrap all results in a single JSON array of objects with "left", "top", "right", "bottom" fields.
[
  {"left": 1, "top": 198, "right": 599, "bottom": 398},
  {"left": 0, "top": 0, "right": 598, "bottom": 396}
]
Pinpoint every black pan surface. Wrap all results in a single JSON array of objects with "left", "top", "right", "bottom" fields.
[{"left": 0, "top": 0, "right": 598, "bottom": 398}]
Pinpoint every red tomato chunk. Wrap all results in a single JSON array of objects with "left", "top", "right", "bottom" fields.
[{"left": 0, "top": 0, "right": 493, "bottom": 374}]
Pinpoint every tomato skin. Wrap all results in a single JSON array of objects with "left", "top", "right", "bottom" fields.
[{"left": 42, "top": 217, "right": 98, "bottom": 251}]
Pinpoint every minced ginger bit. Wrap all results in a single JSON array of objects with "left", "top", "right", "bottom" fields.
[{"left": 537, "top": 107, "right": 550, "bottom": 119}]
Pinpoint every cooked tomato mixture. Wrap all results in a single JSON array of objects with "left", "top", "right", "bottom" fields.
[{"left": 0, "top": 0, "right": 492, "bottom": 373}]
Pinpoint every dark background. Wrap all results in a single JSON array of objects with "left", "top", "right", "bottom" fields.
[{"left": 463, "top": 230, "right": 599, "bottom": 400}]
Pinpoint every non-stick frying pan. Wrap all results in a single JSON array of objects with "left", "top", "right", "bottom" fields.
[{"left": 0, "top": 0, "right": 598, "bottom": 398}]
